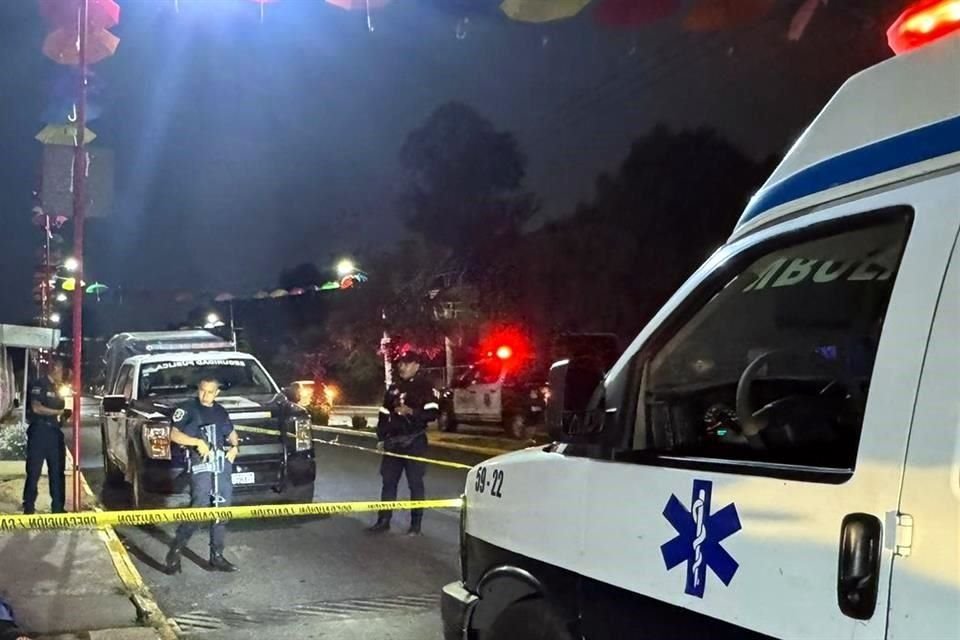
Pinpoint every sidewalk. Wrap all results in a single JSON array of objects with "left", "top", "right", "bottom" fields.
[{"left": 0, "top": 432, "right": 166, "bottom": 639}]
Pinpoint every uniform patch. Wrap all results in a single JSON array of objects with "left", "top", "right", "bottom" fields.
[
  {"left": 173, "top": 408, "right": 186, "bottom": 423},
  {"left": 661, "top": 479, "right": 742, "bottom": 598}
]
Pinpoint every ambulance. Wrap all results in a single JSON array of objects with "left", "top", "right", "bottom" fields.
[{"left": 442, "top": 3, "right": 960, "bottom": 639}]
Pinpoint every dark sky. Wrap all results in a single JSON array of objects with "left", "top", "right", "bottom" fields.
[{"left": 0, "top": 0, "right": 905, "bottom": 324}]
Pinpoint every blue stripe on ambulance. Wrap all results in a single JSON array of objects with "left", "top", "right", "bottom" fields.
[{"left": 738, "top": 114, "right": 960, "bottom": 228}]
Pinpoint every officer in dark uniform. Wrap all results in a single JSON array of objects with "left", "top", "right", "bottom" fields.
[
  {"left": 164, "top": 376, "right": 240, "bottom": 574},
  {"left": 22, "top": 358, "right": 67, "bottom": 515},
  {"left": 368, "top": 351, "right": 439, "bottom": 536}
]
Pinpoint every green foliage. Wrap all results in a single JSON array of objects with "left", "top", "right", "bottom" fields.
[
  {"left": 0, "top": 421, "right": 27, "bottom": 460},
  {"left": 307, "top": 404, "right": 329, "bottom": 426}
]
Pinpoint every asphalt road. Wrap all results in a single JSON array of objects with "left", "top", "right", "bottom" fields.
[{"left": 69, "top": 401, "right": 478, "bottom": 639}]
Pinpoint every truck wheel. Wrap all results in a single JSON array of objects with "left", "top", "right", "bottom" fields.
[
  {"left": 487, "top": 598, "right": 575, "bottom": 640},
  {"left": 100, "top": 426, "right": 125, "bottom": 488},
  {"left": 439, "top": 409, "right": 458, "bottom": 433},
  {"left": 504, "top": 413, "right": 526, "bottom": 440}
]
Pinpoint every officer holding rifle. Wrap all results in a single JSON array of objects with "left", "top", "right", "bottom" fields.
[{"left": 164, "top": 376, "right": 240, "bottom": 574}]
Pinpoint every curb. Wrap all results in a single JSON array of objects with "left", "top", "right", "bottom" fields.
[
  {"left": 312, "top": 424, "right": 515, "bottom": 457},
  {"left": 67, "top": 450, "right": 180, "bottom": 639}
]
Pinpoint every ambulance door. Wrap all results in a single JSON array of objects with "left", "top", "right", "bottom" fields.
[
  {"left": 579, "top": 180, "right": 960, "bottom": 640},
  {"left": 888, "top": 214, "right": 960, "bottom": 640}
]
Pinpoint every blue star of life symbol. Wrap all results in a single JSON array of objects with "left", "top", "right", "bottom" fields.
[{"left": 661, "top": 479, "right": 742, "bottom": 598}]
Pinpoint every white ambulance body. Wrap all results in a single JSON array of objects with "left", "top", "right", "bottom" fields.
[{"left": 442, "top": 5, "right": 960, "bottom": 640}]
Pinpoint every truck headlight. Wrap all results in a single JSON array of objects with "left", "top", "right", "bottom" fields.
[
  {"left": 142, "top": 425, "right": 172, "bottom": 460},
  {"left": 295, "top": 417, "right": 313, "bottom": 452}
]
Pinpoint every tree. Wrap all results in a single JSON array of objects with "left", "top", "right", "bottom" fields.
[
  {"left": 398, "top": 101, "right": 538, "bottom": 252},
  {"left": 492, "top": 125, "right": 771, "bottom": 340}
]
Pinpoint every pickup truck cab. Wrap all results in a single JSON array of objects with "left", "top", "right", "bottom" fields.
[
  {"left": 100, "top": 351, "right": 315, "bottom": 507},
  {"left": 443, "top": 8, "right": 960, "bottom": 640}
]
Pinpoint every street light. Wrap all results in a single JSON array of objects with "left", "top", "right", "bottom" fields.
[
  {"left": 63, "top": 257, "right": 79, "bottom": 272},
  {"left": 56, "top": 293, "right": 68, "bottom": 303},
  {"left": 204, "top": 312, "right": 225, "bottom": 329},
  {"left": 336, "top": 259, "right": 356, "bottom": 277},
  {"left": 50, "top": 312, "right": 61, "bottom": 324}
]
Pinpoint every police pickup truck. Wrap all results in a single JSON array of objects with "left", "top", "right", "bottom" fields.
[
  {"left": 100, "top": 350, "right": 315, "bottom": 507},
  {"left": 443, "top": 5, "right": 960, "bottom": 640},
  {"left": 438, "top": 354, "right": 548, "bottom": 440}
]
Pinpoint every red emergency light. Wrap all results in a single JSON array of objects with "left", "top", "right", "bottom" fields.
[
  {"left": 888, "top": 0, "right": 960, "bottom": 54},
  {"left": 479, "top": 326, "right": 531, "bottom": 367}
]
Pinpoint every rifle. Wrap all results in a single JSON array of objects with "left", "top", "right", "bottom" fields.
[{"left": 190, "top": 423, "right": 227, "bottom": 508}]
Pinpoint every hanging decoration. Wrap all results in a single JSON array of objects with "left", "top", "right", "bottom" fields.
[
  {"left": 682, "top": 0, "right": 774, "bottom": 32},
  {"left": 500, "top": 0, "right": 591, "bottom": 24},
  {"left": 42, "top": 99, "right": 104, "bottom": 125},
  {"left": 35, "top": 123, "right": 98, "bottom": 146},
  {"left": 35, "top": 0, "right": 120, "bottom": 326},
  {"left": 594, "top": 0, "right": 681, "bottom": 28},
  {"left": 43, "top": 27, "right": 120, "bottom": 65},
  {"left": 39, "top": 0, "right": 120, "bottom": 31},
  {"left": 325, "top": 0, "right": 392, "bottom": 32},
  {"left": 430, "top": 0, "right": 500, "bottom": 40},
  {"left": 788, "top": 0, "right": 827, "bottom": 42},
  {"left": 249, "top": 0, "right": 281, "bottom": 23}
]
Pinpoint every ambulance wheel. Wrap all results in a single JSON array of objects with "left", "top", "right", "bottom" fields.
[
  {"left": 486, "top": 598, "right": 575, "bottom": 640},
  {"left": 504, "top": 413, "right": 526, "bottom": 440},
  {"left": 101, "top": 426, "right": 124, "bottom": 488},
  {"left": 439, "top": 410, "right": 458, "bottom": 433}
]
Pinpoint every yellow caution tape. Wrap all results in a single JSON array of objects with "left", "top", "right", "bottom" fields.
[
  {"left": 233, "top": 425, "right": 474, "bottom": 471},
  {"left": 319, "top": 437, "right": 474, "bottom": 470},
  {"left": 0, "top": 498, "right": 462, "bottom": 532}
]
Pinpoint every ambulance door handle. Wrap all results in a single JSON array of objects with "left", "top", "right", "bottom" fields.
[{"left": 837, "top": 513, "right": 882, "bottom": 620}]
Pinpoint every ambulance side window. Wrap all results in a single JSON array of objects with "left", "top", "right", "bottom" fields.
[{"left": 634, "top": 210, "right": 911, "bottom": 479}]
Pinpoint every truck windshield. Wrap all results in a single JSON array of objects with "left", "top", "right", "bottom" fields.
[{"left": 138, "top": 358, "right": 276, "bottom": 398}]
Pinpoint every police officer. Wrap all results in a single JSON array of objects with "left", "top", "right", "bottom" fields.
[
  {"left": 164, "top": 376, "right": 240, "bottom": 574},
  {"left": 367, "top": 351, "right": 439, "bottom": 536},
  {"left": 22, "top": 358, "right": 67, "bottom": 515}
]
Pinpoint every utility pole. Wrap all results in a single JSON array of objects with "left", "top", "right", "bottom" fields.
[{"left": 70, "top": 0, "right": 89, "bottom": 512}]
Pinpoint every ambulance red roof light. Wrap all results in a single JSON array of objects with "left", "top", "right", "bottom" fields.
[{"left": 887, "top": 0, "right": 960, "bottom": 54}]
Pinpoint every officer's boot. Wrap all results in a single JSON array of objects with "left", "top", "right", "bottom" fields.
[
  {"left": 366, "top": 512, "right": 391, "bottom": 534},
  {"left": 209, "top": 551, "right": 238, "bottom": 573},
  {"left": 164, "top": 544, "right": 184, "bottom": 575},
  {"left": 407, "top": 513, "right": 423, "bottom": 536}
]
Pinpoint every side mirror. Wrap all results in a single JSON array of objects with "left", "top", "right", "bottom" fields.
[
  {"left": 545, "top": 357, "right": 605, "bottom": 442},
  {"left": 102, "top": 394, "right": 127, "bottom": 414}
]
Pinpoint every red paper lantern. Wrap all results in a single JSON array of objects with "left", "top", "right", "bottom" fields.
[{"left": 43, "top": 27, "right": 119, "bottom": 65}]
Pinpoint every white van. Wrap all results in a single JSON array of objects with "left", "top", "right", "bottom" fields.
[{"left": 442, "top": 5, "right": 960, "bottom": 640}]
